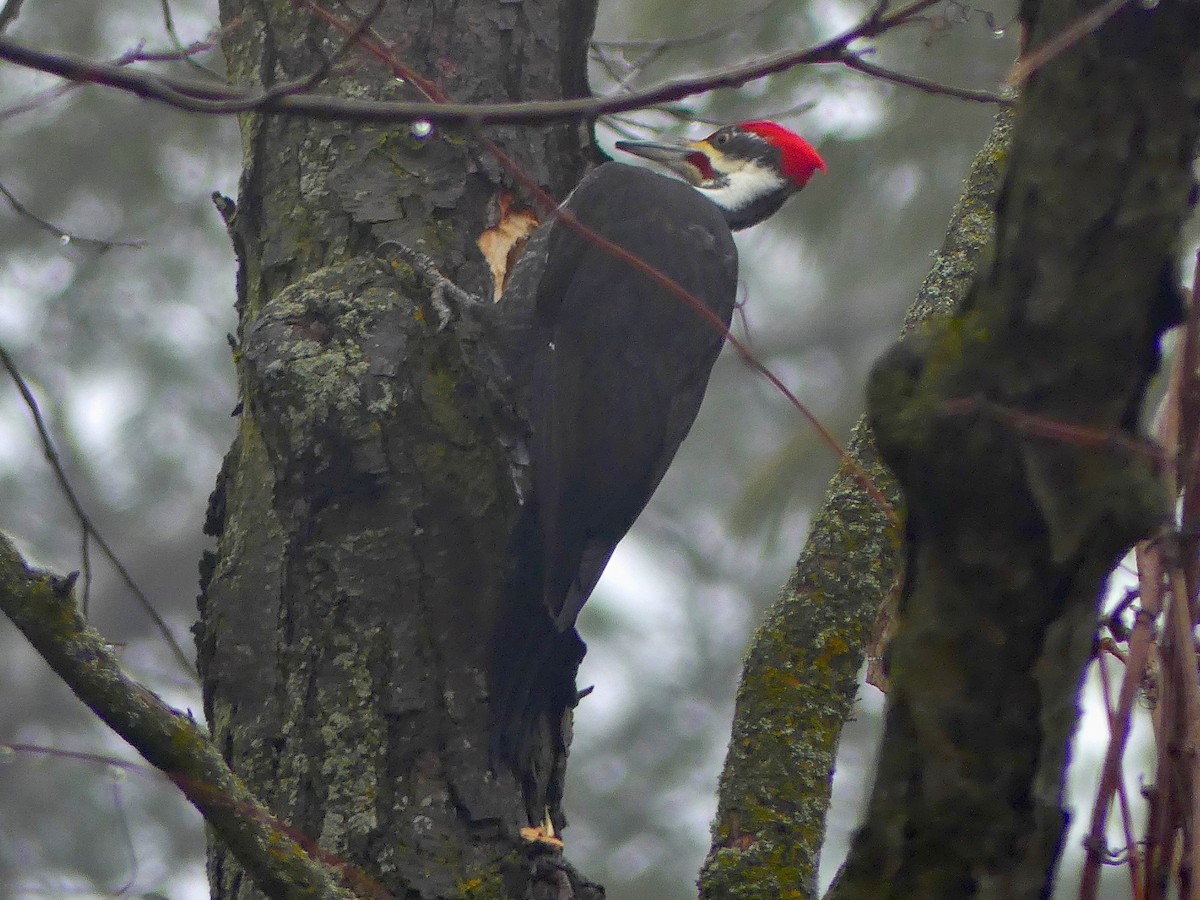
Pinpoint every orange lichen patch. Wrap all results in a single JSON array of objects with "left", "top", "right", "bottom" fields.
[{"left": 477, "top": 192, "right": 539, "bottom": 301}]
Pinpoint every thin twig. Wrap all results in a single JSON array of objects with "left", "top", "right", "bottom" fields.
[
  {"left": 1008, "top": 0, "right": 1130, "bottom": 85},
  {"left": 942, "top": 395, "right": 1166, "bottom": 465},
  {"left": 287, "top": 0, "right": 392, "bottom": 98},
  {"left": 0, "top": 35, "right": 221, "bottom": 122},
  {"left": 1081, "top": 555, "right": 1158, "bottom": 899},
  {"left": 109, "top": 774, "right": 140, "bottom": 895},
  {"left": 158, "top": 0, "right": 222, "bottom": 78},
  {"left": 1167, "top": 560, "right": 1200, "bottom": 898},
  {"left": 0, "top": 345, "right": 197, "bottom": 679},
  {"left": 1095, "top": 646, "right": 1145, "bottom": 898},
  {"left": 1127, "top": 254, "right": 1200, "bottom": 899},
  {"left": 2, "top": 742, "right": 156, "bottom": 772},
  {"left": 840, "top": 53, "right": 1013, "bottom": 105},
  {"left": 0, "top": 180, "right": 145, "bottom": 250}
]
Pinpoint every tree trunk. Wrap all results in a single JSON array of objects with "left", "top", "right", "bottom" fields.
[
  {"left": 832, "top": 0, "right": 1200, "bottom": 895},
  {"left": 196, "top": 1, "right": 599, "bottom": 896},
  {"left": 700, "top": 109, "right": 1015, "bottom": 900}
]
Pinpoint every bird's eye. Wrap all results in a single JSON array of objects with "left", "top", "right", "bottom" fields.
[{"left": 714, "top": 131, "right": 730, "bottom": 145}]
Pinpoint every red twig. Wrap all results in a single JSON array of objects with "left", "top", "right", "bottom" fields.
[
  {"left": 941, "top": 395, "right": 1166, "bottom": 467},
  {"left": 1167, "top": 560, "right": 1200, "bottom": 897},
  {"left": 1129, "top": 252, "right": 1200, "bottom": 899},
  {"left": 1008, "top": 0, "right": 1130, "bottom": 85},
  {"left": 1082, "top": 559, "right": 1158, "bottom": 899},
  {"left": 1094, "top": 645, "right": 1146, "bottom": 898}
]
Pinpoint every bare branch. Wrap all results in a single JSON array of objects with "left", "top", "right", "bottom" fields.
[
  {"left": 0, "top": 344, "right": 196, "bottom": 678},
  {"left": 0, "top": 34, "right": 222, "bottom": 122},
  {"left": 1084, "top": 602, "right": 1156, "bottom": 897},
  {"left": 0, "top": 0, "right": 984, "bottom": 126},
  {"left": 840, "top": 53, "right": 1014, "bottom": 104},
  {"left": 0, "top": 179, "right": 146, "bottom": 250},
  {"left": 157, "top": 0, "right": 222, "bottom": 79},
  {"left": 0, "top": 536, "right": 380, "bottom": 900}
]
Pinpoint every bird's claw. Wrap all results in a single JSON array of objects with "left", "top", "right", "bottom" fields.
[{"left": 376, "top": 240, "right": 481, "bottom": 331}]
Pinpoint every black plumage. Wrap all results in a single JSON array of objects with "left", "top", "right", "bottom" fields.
[{"left": 490, "top": 162, "right": 738, "bottom": 820}]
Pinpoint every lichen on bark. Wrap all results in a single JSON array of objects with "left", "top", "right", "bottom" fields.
[
  {"left": 700, "top": 109, "right": 1014, "bottom": 900},
  {"left": 200, "top": 0, "right": 600, "bottom": 896}
]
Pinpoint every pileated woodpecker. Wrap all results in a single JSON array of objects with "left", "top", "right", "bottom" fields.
[{"left": 491, "top": 122, "right": 825, "bottom": 825}]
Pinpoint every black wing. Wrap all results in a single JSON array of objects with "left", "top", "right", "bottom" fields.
[
  {"left": 533, "top": 163, "right": 739, "bottom": 627},
  {"left": 490, "top": 163, "right": 738, "bottom": 822}
]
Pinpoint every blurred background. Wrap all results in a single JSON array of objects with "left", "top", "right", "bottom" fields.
[{"left": 0, "top": 1, "right": 1152, "bottom": 897}]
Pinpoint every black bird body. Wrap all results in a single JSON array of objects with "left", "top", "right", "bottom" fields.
[
  {"left": 490, "top": 163, "right": 737, "bottom": 815},
  {"left": 532, "top": 163, "right": 738, "bottom": 627},
  {"left": 489, "top": 123, "right": 825, "bottom": 826}
]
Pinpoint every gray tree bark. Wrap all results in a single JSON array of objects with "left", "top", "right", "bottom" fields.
[{"left": 196, "top": 1, "right": 599, "bottom": 896}]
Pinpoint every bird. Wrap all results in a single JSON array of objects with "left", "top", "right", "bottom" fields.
[{"left": 489, "top": 121, "right": 826, "bottom": 828}]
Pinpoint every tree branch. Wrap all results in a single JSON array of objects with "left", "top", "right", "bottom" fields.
[
  {"left": 0, "top": 533, "right": 379, "bottom": 900},
  {"left": 0, "top": 344, "right": 194, "bottom": 677},
  {"left": 0, "top": 179, "right": 146, "bottom": 249},
  {"left": 700, "top": 108, "right": 1014, "bottom": 899},
  {"left": 839, "top": 53, "right": 1014, "bottom": 105},
  {"left": 0, "top": 0, "right": 997, "bottom": 126}
]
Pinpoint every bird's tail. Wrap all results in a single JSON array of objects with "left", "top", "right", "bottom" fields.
[{"left": 489, "top": 504, "right": 586, "bottom": 823}]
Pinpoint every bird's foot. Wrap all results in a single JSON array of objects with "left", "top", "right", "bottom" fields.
[{"left": 377, "top": 240, "right": 482, "bottom": 331}]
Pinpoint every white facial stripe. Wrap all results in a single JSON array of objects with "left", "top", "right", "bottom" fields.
[{"left": 700, "top": 161, "right": 788, "bottom": 212}]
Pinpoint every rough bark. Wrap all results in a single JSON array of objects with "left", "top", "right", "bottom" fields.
[
  {"left": 196, "top": 1, "right": 600, "bottom": 897},
  {"left": 699, "top": 110, "right": 1014, "bottom": 899},
  {"left": 831, "top": 0, "right": 1200, "bottom": 896}
]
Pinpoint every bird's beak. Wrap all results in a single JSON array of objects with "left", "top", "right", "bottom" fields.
[{"left": 614, "top": 138, "right": 714, "bottom": 186}]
